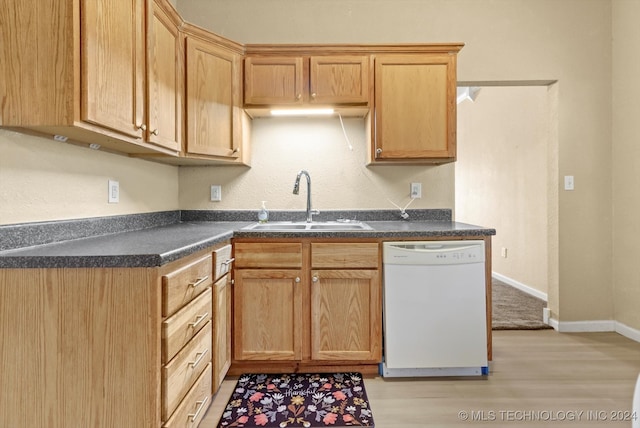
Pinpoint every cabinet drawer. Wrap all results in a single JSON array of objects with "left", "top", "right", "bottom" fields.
[
  {"left": 311, "top": 243, "right": 379, "bottom": 268},
  {"left": 213, "top": 244, "right": 233, "bottom": 281},
  {"left": 163, "top": 254, "right": 213, "bottom": 317},
  {"left": 163, "top": 288, "right": 213, "bottom": 362},
  {"left": 162, "top": 321, "right": 212, "bottom": 421},
  {"left": 234, "top": 242, "right": 303, "bottom": 268},
  {"left": 162, "top": 363, "right": 212, "bottom": 428}
]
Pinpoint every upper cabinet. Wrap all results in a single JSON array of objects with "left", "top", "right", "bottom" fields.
[
  {"left": 1, "top": 1, "right": 462, "bottom": 166},
  {"left": 146, "top": 0, "right": 183, "bottom": 152},
  {"left": 81, "top": 0, "right": 146, "bottom": 139},
  {"left": 183, "top": 26, "right": 249, "bottom": 165},
  {"left": 0, "top": 0, "right": 179, "bottom": 156},
  {"left": 243, "top": 50, "right": 371, "bottom": 116},
  {"left": 370, "top": 49, "right": 461, "bottom": 165}
]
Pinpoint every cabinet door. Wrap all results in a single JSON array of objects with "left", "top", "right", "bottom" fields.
[
  {"left": 310, "top": 269, "right": 381, "bottom": 361},
  {"left": 244, "top": 56, "right": 305, "bottom": 105},
  {"left": 147, "top": 1, "right": 181, "bottom": 152},
  {"left": 233, "top": 269, "right": 303, "bottom": 361},
  {"left": 81, "top": 0, "right": 145, "bottom": 138},
  {"left": 212, "top": 275, "right": 231, "bottom": 392},
  {"left": 186, "top": 37, "right": 241, "bottom": 158},
  {"left": 374, "top": 54, "right": 457, "bottom": 161},
  {"left": 310, "top": 56, "right": 370, "bottom": 105}
]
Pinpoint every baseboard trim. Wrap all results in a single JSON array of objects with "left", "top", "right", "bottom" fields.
[
  {"left": 616, "top": 321, "right": 640, "bottom": 343},
  {"left": 548, "top": 319, "right": 640, "bottom": 343},
  {"left": 492, "top": 272, "right": 548, "bottom": 301},
  {"left": 554, "top": 319, "right": 616, "bottom": 333}
]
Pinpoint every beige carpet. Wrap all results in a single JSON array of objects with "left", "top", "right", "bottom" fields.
[{"left": 492, "top": 278, "right": 551, "bottom": 330}]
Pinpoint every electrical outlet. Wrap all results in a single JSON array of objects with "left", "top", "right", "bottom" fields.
[
  {"left": 108, "top": 180, "right": 119, "bottom": 203},
  {"left": 410, "top": 182, "right": 422, "bottom": 199},
  {"left": 210, "top": 185, "right": 222, "bottom": 202}
]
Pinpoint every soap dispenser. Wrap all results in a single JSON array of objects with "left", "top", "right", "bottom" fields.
[{"left": 258, "top": 201, "right": 269, "bottom": 223}]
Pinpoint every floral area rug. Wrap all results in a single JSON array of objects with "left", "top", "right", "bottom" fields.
[{"left": 217, "top": 373, "right": 374, "bottom": 427}]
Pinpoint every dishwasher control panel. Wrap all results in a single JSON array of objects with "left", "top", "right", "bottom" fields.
[{"left": 383, "top": 240, "right": 485, "bottom": 265}]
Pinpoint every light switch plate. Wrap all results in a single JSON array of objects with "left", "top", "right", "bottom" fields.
[
  {"left": 410, "top": 182, "right": 422, "bottom": 199},
  {"left": 564, "top": 175, "right": 575, "bottom": 191},
  {"left": 108, "top": 180, "right": 119, "bottom": 203}
]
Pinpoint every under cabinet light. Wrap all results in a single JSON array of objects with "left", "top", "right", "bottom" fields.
[{"left": 270, "top": 108, "right": 335, "bottom": 117}]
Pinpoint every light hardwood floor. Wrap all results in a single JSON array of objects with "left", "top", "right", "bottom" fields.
[{"left": 201, "top": 330, "right": 640, "bottom": 427}]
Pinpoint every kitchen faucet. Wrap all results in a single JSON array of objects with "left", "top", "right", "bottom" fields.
[{"left": 292, "top": 170, "right": 319, "bottom": 222}]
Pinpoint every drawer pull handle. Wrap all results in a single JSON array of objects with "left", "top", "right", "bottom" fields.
[
  {"left": 189, "top": 276, "right": 209, "bottom": 288},
  {"left": 189, "top": 313, "right": 209, "bottom": 329},
  {"left": 188, "top": 349, "right": 208, "bottom": 368},
  {"left": 188, "top": 396, "right": 209, "bottom": 422},
  {"left": 222, "top": 257, "right": 235, "bottom": 266}
]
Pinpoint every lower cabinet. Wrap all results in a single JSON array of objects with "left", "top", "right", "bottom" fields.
[
  {"left": 0, "top": 242, "right": 231, "bottom": 428},
  {"left": 233, "top": 268, "right": 304, "bottom": 361},
  {"left": 231, "top": 240, "right": 381, "bottom": 374}
]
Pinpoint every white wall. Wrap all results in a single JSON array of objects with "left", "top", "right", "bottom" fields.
[
  {"left": 456, "top": 86, "right": 550, "bottom": 297},
  {"left": 179, "top": 117, "right": 453, "bottom": 211},
  {"left": 612, "top": 0, "right": 640, "bottom": 331},
  {"left": 0, "top": 129, "right": 179, "bottom": 225}
]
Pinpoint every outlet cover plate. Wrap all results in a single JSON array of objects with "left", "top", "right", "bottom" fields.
[{"left": 210, "top": 185, "right": 222, "bottom": 202}]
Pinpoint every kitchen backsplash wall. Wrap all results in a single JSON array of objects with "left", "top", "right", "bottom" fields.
[
  {"left": 178, "top": 117, "right": 454, "bottom": 212},
  {"left": 0, "top": 129, "right": 180, "bottom": 225}
]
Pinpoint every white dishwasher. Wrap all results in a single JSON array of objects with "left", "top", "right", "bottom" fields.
[{"left": 382, "top": 240, "right": 488, "bottom": 377}]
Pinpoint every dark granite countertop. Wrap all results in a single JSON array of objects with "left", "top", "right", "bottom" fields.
[{"left": 0, "top": 210, "right": 495, "bottom": 269}]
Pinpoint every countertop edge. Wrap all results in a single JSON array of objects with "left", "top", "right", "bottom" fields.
[{"left": 0, "top": 222, "right": 495, "bottom": 269}]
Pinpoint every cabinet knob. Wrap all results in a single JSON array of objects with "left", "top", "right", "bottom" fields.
[
  {"left": 296, "top": 94, "right": 302, "bottom": 100},
  {"left": 295, "top": 277, "right": 301, "bottom": 283},
  {"left": 151, "top": 129, "right": 159, "bottom": 136},
  {"left": 311, "top": 92, "right": 317, "bottom": 99},
  {"left": 376, "top": 148, "right": 382, "bottom": 156},
  {"left": 312, "top": 276, "right": 319, "bottom": 283},
  {"left": 137, "top": 124, "right": 147, "bottom": 131}
]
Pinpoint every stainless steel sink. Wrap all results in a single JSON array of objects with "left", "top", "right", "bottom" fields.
[{"left": 241, "top": 221, "right": 372, "bottom": 232}]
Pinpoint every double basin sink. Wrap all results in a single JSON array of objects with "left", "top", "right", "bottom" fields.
[{"left": 242, "top": 221, "right": 373, "bottom": 232}]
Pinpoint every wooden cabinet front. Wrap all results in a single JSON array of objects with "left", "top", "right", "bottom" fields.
[
  {"left": 233, "top": 269, "right": 304, "bottom": 361},
  {"left": 231, "top": 239, "right": 381, "bottom": 374},
  {"left": 185, "top": 35, "right": 243, "bottom": 160},
  {"left": 147, "top": 0, "right": 183, "bottom": 151},
  {"left": 244, "top": 57, "right": 305, "bottom": 105},
  {"left": 310, "top": 56, "right": 370, "bottom": 105},
  {"left": 372, "top": 52, "right": 459, "bottom": 164},
  {"left": 244, "top": 55, "right": 370, "bottom": 107},
  {"left": 81, "top": 0, "right": 146, "bottom": 138},
  {"left": 310, "top": 269, "right": 380, "bottom": 361}
]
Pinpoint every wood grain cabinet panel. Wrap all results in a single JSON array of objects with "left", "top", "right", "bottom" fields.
[
  {"left": 309, "top": 55, "right": 370, "bottom": 105},
  {"left": 162, "top": 363, "right": 212, "bottom": 428},
  {"left": 311, "top": 242, "right": 379, "bottom": 268},
  {"left": 372, "top": 53, "right": 458, "bottom": 163},
  {"left": 244, "top": 56, "right": 305, "bottom": 105},
  {"left": 231, "top": 239, "right": 382, "bottom": 374},
  {"left": 162, "top": 321, "right": 212, "bottom": 420},
  {"left": 310, "top": 269, "right": 381, "bottom": 361},
  {"left": 213, "top": 275, "right": 232, "bottom": 391},
  {"left": 244, "top": 55, "right": 370, "bottom": 107},
  {"left": 233, "top": 269, "right": 304, "bottom": 361},
  {"left": 0, "top": 0, "right": 184, "bottom": 156},
  {"left": 162, "top": 287, "right": 213, "bottom": 363},
  {"left": 185, "top": 34, "right": 245, "bottom": 162},
  {"left": 147, "top": 0, "right": 183, "bottom": 151},
  {"left": 162, "top": 254, "right": 213, "bottom": 317}
]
